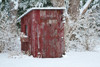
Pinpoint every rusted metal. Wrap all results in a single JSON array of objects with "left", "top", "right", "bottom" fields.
[{"left": 20, "top": 9, "right": 65, "bottom": 58}]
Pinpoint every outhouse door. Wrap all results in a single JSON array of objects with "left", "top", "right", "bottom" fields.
[
  {"left": 31, "top": 19, "right": 61, "bottom": 58},
  {"left": 40, "top": 19, "right": 60, "bottom": 58}
]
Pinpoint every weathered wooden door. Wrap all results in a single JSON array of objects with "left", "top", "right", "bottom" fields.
[
  {"left": 31, "top": 10, "right": 64, "bottom": 58},
  {"left": 39, "top": 10, "right": 61, "bottom": 58},
  {"left": 40, "top": 19, "right": 59, "bottom": 58}
]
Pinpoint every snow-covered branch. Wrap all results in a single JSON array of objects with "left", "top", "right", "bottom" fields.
[
  {"left": 80, "top": 0, "right": 93, "bottom": 15},
  {"left": 11, "top": 0, "right": 19, "bottom": 10}
]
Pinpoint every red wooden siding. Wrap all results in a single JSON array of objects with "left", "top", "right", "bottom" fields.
[{"left": 21, "top": 9, "right": 65, "bottom": 58}]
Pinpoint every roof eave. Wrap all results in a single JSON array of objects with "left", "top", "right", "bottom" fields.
[{"left": 17, "top": 7, "right": 66, "bottom": 21}]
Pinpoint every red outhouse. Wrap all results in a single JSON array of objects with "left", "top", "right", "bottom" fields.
[{"left": 18, "top": 7, "right": 65, "bottom": 58}]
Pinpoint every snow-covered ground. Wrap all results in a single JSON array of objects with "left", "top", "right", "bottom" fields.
[{"left": 0, "top": 49, "right": 100, "bottom": 67}]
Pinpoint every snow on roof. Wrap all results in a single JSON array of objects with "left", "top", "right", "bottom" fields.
[{"left": 17, "top": 7, "right": 66, "bottom": 21}]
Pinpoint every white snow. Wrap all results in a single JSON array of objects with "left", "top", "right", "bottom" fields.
[
  {"left": 0, "top": 0, "right": 2, "bottom": 3},
  {"left": 35, "top": 2, "right": 43, "bottom": 7},
  {"left": 11, "top": 0, "right": 19, "bottom": 10},
  {"left": 0, "top": 50, "right": 100, "bottom": 67}
]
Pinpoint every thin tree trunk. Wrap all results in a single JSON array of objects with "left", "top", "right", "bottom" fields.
[
  {"left": 68, "top": 0, "right": 80, "bottom": 21},
  {"left": 9, "top": 1, "right": 18, "bottom": 33},
  {"left": 65, "top": 0, "right": 80, "bottom": 51},
  {"left": 51, "top": 0, "right": 65, "bottom": 7}
]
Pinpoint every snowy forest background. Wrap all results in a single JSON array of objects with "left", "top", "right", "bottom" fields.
[{"left": 0, "top": 0, "right": 100, "bottom": 53}]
